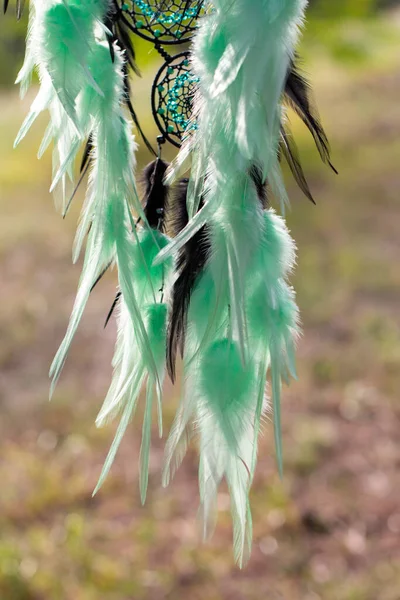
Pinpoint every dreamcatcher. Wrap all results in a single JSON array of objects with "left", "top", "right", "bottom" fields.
[{"left": 4, "top": 0, "right": 335, "bottom": 565}]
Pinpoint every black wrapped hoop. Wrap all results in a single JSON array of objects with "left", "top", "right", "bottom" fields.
[{"left": 151, "top": 51, "right": 198, "bottom": 148}]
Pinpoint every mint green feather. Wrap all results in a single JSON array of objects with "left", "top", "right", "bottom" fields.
[
  {"left": 15, "top": 0, "right": 308, "bottom": 567},
  {"left": 15, "top": 0, "right": 37, "bottom": 98},
  {"left": 248, "top": 280, "right": 300, "bottom": 475},
  {"left": 49, "top": 39, "right": 163, "bottom": 392},
  {"left": 94, "top": 302, "right": 168, "bottom": 500},
  {"left": 160, "top": 0, "right": 306, "bottom": 565},
  {"left": 140, "top": 379, "right": 155, "bottom": 505},
  {"left": 42, "top": 1, "right": 106, "bottom": 125},
  {"left": 93, "top": 225, "right": 172, "bottom": 500},
  {"left": 15, "top": 1, "right": 109, "bottom": 212},
  {"left": 199, "top": 339, "right": 255, "bottom": 450},
  {"left": 14, "top": 1, "right": 169, "bottom": 491}
]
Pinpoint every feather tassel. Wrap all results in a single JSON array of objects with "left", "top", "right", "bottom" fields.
[
  {"left": 94, "top": 156, "right": 173, "bottom": 500},
  {"left": 167, "top": 178, "right": 210, "bottom": 381},
  {"left": 159, "top": 0, "right": 306, "bottom": 565},
  {"left": 9, "top": 0, "right": 332, "bottom": 567}
]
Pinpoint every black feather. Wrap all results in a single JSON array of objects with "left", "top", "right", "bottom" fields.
[
  {"left": 115, "top": 14, "right": 140, "bottom": 76},
  {"left": 61, "top": 136, "right": 93, "bottom": 215},
  {"left": 169, "top": 178, "right": 190, "bottom": 238},
  {"left": 3, "top": 0, "right": 25, "bottom": 17},
  {"left": 90, "top": 261, "right": 113, "bottom": 293},
  {"left": 105, "top": 291, "right": 122, "bottom": 328},
  {"left": 284, "top": 59, "right": 338, "bottom": 174},
  {"left": 80, "top": 135, "right": 93, "bottom": 173},
  {"left": 250, "top": 165, "right": 269, "bottom": 208},
  {"left": 166, "top": 179, "right": 210, "bottom": 382},
  {"left": 63, "top": 160, "right": 90, "bottom": 218},
  {"left": 280, "top": 126, "right": 316, "bottom": 204},
  {"left": 141, "top": 159, "right": 170, "bottom": 231}
]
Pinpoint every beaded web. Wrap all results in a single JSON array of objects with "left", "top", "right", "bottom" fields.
[
  {"left": 151, "top": 52, "right": 199, "bottom": 147},
  {"left": 121, "top": 0, "right": 204, "bottom": 45},
  {"left": 117, "top": 0, "right": 204, "bottom": 147}
]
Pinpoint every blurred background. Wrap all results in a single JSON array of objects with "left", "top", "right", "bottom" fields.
[{"left": 0, "top": 1, "right": 399, "bottom": 599}]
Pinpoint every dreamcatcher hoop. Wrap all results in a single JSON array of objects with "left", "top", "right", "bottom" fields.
[
  {"left": 115, "top": 0, "right": 204, "bottom": 147},
  {"left": 151, "top": 51, "right": 198, "bottom": 147}
]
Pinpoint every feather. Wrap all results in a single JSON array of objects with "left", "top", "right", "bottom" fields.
[
  {"left": 284, "top": 58, "right": 338, "bottom": 174},
  {"left": 12, "top": 0, "right": 317, "bottom": 567},
  {"left": 14, "top": 0, "right": 36, "bottom": 97},
  {"left": 199, "top": 339, "right": 256, "bottom": 451},
  {"left": 126, "top": 95, "right": 157, "bottom": 157},
  {"left": 280, "top": 125, "right": 315, "bottom": 204},
  {"left": 195, "top": 338, "right": 260, "bottom": 567},
  {"left": 49, "top": 38, "right": 163, "bottom": 397},
  {"left": 41, "top": 1, "right": 106, "bottom": 126},
  {"left": 106, "top": 5, "right": 156, "bottom": 155},
  {"left": 159, "top": 0, "right": 306, "bottom": 565},
  {"left": 167, "top": 179, "right": 210, "bottom": 381},
  {"left": 250, "top": 164, "right": 269, "bottom": 209},
  {"left": 104, "top": 291, "right": 121, "bottom": 328},
  {"left": 14, "top": 1, "right": 112, "bottom": 213},
  {"left": 94, "top": 301, "right": 169, "bottom": 501},
  {"left": 92, "top": 149, "right": 173, "bottom": 498},
  {"left": 3, "top": 0, "right": 26, "bottom": 18},
  {"left": 141, "top": 159, "right": 170, "bottom": 230},
  {"left": 16, "top": 0, "right": 24, "bottom": 19},
  {"left": 80, "top": 136, "right": 93, "bottom": 173}
]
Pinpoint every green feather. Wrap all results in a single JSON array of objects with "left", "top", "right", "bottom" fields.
[
  {"left": 199, "top": 339, "right": 255, "bottom": 451},
  {"left": 96, "top": 302, "right": 168, "bottom": 498},
  {"left": 160, "top": 0, "right": 306, "bottom": 565}
]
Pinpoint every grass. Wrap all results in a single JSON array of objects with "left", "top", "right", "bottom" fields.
[{"left": 1, "top": 12, "right": 400, "bottom": 600}]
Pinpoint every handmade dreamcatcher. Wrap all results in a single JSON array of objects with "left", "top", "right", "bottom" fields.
[{"left": 4, "top": 0, "right": 335, "bottom": 565}]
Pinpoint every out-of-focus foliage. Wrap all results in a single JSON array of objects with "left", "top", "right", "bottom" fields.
[
  {"left": 309, "top": 0, "right": 386, "bottom": 18},
  {"left": 0, "top": 10, "right": 28, "bottom": 86}
]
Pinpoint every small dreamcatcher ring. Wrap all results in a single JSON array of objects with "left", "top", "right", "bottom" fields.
[{"left": 151, "top": 52, "right": 199, "bottom": 148}]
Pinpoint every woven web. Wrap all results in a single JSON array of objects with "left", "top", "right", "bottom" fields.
[
  {"left": 152, "top": 52, "right": 198, "bottom": 146},
  {"left": 123, "top": 0, "right": 204, "bottom": 45}
]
